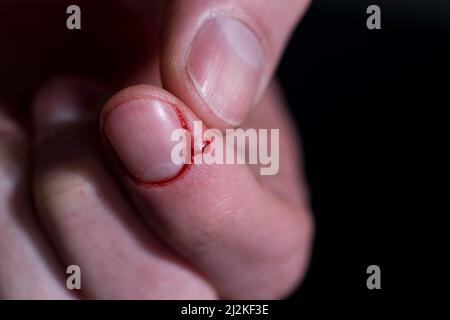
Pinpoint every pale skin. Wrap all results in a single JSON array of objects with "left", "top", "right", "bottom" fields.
[{"left": 0, "top": 0, "right": 313, "bottom": 299}]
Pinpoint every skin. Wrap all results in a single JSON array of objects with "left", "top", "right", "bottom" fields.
[{"left": 0, "top": 0, "right": 313, "bottom": 299}]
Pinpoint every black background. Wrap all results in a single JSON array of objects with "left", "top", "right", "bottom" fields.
[{"left": 279, "top": 0, "right": 449, "bottom": 304}]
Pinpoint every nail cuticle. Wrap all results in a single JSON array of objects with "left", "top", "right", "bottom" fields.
[{"left": 102, "top": 100, "right": 193, "bottom": 188}]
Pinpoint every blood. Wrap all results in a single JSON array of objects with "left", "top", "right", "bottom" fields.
[
  {"left": 129, "top": 162, "right": 191, "bottom": 188},
  {"left": 202, "top": 139, "right": 211, "bottom": 153},
  {"left": 123, "top": 105, "right": 209, "bottom": 188}
]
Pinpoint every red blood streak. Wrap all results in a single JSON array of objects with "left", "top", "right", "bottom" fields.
[{"left": 102, "top": 103, "right": 209, "bottom": 188}]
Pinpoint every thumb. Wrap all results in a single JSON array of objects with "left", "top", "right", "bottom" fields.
[{"left": 160, "top": 0, "right": 310, "bottom": 128}]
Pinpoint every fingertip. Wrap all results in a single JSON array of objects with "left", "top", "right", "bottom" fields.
[
  {"left": 32, "top": 77, "right": 107, "bottom": 141},
  {"left": 100, "top": 85, "right": 192, "bottom": 185},
  {"left": 160, "top": 0, "right": 311, "bottom": 129},
  {"left": 100, "top": 85, "right": 179, "bottom": 121}
]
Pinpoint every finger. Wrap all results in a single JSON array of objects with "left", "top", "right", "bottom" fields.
[
  {"left": 101, "top": 85, "right": 313, "bottom": 299},
  {"left": 160, "top": 0, "right": 310, "bottom": 128},
  {"left": 243, "top": 81, "right": 309, "bottom": 207},
  {"left": 0, "top": 107, "right": 71, "bottom": 299},
  {"left": 33, "top": 78, "right": 215, "bottom": 299}
]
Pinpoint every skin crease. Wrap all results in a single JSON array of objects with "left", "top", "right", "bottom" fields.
[{"left": 0, "top": 0, "right": 313, "bottom": 299}]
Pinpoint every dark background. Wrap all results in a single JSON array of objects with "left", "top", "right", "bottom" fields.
[{"left": 279, "top": 0, "right": 449, "bottom": 304}]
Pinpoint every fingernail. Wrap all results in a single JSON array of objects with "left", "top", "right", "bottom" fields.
[
  {"left": 188, "top": 16, "right": 264, "bottom": 125},
  {"left": 104, "top": 99, "right": 184, "bottom": 182}
]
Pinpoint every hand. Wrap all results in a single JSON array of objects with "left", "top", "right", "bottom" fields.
[{"left": 0, "top": 0, "right": 313, "bottom": 299}]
